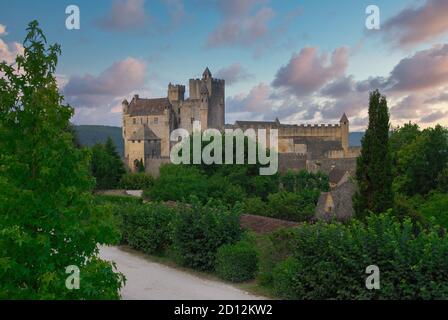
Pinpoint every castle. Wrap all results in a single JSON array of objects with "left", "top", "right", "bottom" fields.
[{"left": 122, "top": 68, "right": 360, "bottom": 176}]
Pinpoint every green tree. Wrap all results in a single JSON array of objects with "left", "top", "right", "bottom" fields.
[
  {"left": 91, "top": 137, "right": 125, "bottom": 189},
  {"left": 0, "top": 21, "right": 124, "bottom": 299},
  {"left": 393, "top": 125, "right": 448, "bottom": 196},
  {"left": 354, "top": 90, "right": 393, "bottom": 217}
]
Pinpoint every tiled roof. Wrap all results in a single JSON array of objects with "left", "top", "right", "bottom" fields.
[{"left": 128, "top": 97, "right": 170, "bottom": 116}]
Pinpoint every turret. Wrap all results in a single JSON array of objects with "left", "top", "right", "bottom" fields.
[
  {"left": 340, "top": 113, "right": 349, "bottom": 153},
  {"left": 122, "top": 99, "right": 129, "bottom": 114},
  {"left": 203, "top": 67, "right": 212, "bottom": 80}
]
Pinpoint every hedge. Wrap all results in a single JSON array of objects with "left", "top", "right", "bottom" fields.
[
  {"left": 173, "top": 198, "right": 242, "bottom": 271},
  {"left": 215, "top": 241, "right": 258, "bottom": 282},
  {"left": 272, "top": 212, "right": 448, "bottom": 300},
  {"left": 115, "top": 202, "right": 177, "bottom": 255}
]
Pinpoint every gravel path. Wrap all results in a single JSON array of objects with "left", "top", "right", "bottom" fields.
[{"left": 99, "top": 246, "right": 265, "bottom": 300}]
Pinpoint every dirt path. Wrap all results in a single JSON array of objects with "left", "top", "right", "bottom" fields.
[{"left": 99, "top": 246, "right": 265, "bottom": 300}]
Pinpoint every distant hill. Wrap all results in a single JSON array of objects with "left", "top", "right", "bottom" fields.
[
  {"left": 74, "top": 125, "right": 123, "bottom": 156},
  {"left": 74, "top": 125, "right": 365, "bottom": 157},
  {"left": 349, "top": 132, "right": 364, "bottom": 147}
]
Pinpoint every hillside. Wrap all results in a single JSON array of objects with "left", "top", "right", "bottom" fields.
[
  {"left": 74, "top": 125, "right": 124, "bottom": 156},
  {"left": 74, "top": 125, "right": 364, "bottom": 157}
]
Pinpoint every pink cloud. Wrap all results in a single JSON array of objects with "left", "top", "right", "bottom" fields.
[
  {"left": 383, "top": 0, "right": 448, "bottom": 47},
  {"left": 64, "top": 57, "right": 147, "bottom": 108},
  {"left": 272, "top": 47, "right": 349, "bottom": 97},
  {"left": 215, "top": 63, "right": 253, "bottom": 85},
  {"left": 97, "top": 0, "right": 150, "bottom": 31},
  {"left": 389, "top": 44, "right": 448, "bottom": 92}
]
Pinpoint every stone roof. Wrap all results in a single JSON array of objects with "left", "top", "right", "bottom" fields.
[
  {"left": 315, "top": 181, "right": 356, "bottom": 222},
  {"left": 203, "top": 67, "right": 212, "bottom": 78},
  {"left": 128, "top": 97, "right": 170, "bottom": 116},
  {"left": 328, "top": 167, "right": 349, "bottom": 185},
  {"left": 340, "top": 113, "right": 349, "bottom": 123},
  {"left": 128, "top": 125, "right": 160, "bottom": 141}
]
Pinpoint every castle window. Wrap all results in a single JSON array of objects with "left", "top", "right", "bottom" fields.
[
  {"left": 133, "top": 118, "right": 136, "bottom": 125},
  {"left": 191, "top": 117, "right": 194, "bottom": 124},
  {"left": 154, "top": 117, "right": 158, "bottom": 125},
  {"left": 138, "top": 140, "right": 141, "bottom": 143}
]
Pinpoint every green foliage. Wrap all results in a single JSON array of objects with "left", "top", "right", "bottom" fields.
[
  {"left": 272, "top": 257, "right": 301, "bottom": 300},
  {"left": 418, "top": 193, "right": 448, "bottom": 230},
  {"left": 243, "top": 197, "right": 268, "bottom": 216},
  {"left": 256, "top": 228, "right": 298, "bottom": 286},
  {"left": 215, "top": 241, "right": 258, "bottom": 282},
  {"left": 207, "top": 175, "right": 246, "bottom": 206},
  {"left": 147, "top": 164, "right": 208, "bottom": 202},
  {"left": 119, "top": 173, "right": 154, "bottom": 190},
  {"left": 267, "top": 190, "right": 319, "bottom": 222},
  {"left": 134, "top": 159, "right": 145, "bottom": 173},
  {"left": 94, "top": 194, "right": 143, "bottom": 206},
  {"left": 173, "top": 199, "right": 243, "bottom": 271},
  {"left": 91, "top": 137, "right": 125, "bottom": 189},
  {"left": 116, "top": 203, "right": 177, "bottom": 254},
  {"left": 354, "top": 90, "right": 393, "bottom": 217},
  {"left": 281, "top": 170, "right": 329, "bottom": 193},
  {"left": 393, "top": 125, "right": 448, "bottom": 196},
  {"left": 273, "top": 213, "right": 448, "bottom": 299},
  {"left": 0, "top": 21, "right": 124, "bottom": 299}
]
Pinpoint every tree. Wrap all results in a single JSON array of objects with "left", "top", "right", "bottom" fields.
[
  {"left": 91, "top": 137, "right": 125, "bottom": 189},
  {"left": 354, "top": 90, "right": 393, "bottom": 217},
  {"left": 0, "top": 21, "right": 124, "bottom": 299},
  {"left": 393, "top": 125, "right": 448, "bottom": 196}
]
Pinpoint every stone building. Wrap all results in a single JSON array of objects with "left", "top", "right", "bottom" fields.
[
  {"left": 122, "top": 68, "right": 225, "bottom": 175},
  {"left": 122, "top": 67, "right": 360, "bottom": 176},
  {"left": 231, "top": 114, "right": 361, "bottom": 174}
]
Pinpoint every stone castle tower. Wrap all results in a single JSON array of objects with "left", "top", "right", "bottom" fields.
[{"left": 122, "top": 68, "right": 225, "bottom": 175}]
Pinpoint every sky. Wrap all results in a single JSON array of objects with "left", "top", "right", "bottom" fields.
[{"left": 1, "top": 0, "right": 448, "bottom": 130}]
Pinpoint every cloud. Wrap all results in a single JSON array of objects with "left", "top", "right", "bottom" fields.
[
  {"left": 215, "top": 63, "right": 253, "bottom": 85},
  {"left": 0, "top": 25, "right": 23, "bottom": 64},
  {"left": 383, "top": 0, "right": 448, "bottom": 47},
  {"left": 272, "top": 47, "right": 349, "bottom": 97},
  {"left": 63, "top": 57, "right": 147, "bottom": 109},
  {"left": 206, "top": 0, "right": 274, "bottom": 48},
  {"left": 388, "top": 44, "right": 448, "bottom": 92},
  {"left": 421, "top": 110, "right": 448, "bottom": 123},
  {"left": 0, "top": 24, "right": 7, "bottom": 36},
  {"left": 97, "top": 0, "right": 150, "bottom": 31}
]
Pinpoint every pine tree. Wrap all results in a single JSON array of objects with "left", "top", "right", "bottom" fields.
[
  {"left": 354, "top": 90, "right": 393, "bottom": 217},
  {"left": 0, "top": 21, "right": 124, "bottom": 298}
]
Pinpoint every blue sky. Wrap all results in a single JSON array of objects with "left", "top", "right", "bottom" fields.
[{"left": 1, "top": 0, "right": 448, "bottom": 129}]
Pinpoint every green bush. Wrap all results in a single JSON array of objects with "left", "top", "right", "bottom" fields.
[
  {"left": 273, "top": 212, "right": 448, "bottom": 299},
  {"left": 215, "top": 241, "right": 258, "bottom": 282},
  {"left": 94, "top": 194, "right": 143, "bottom": 206},
  {"left": 119, "top": 173, "right": 154, "bottom": 190},
  {"left": 267, "top": 190, "right": 319, "bottom": 222},
  {"left": 115, "top": 202, "right": 177, "bottom": 255},
  {"left": 419, "top": 192, "right": 448, "bottom": 230},
  {"left": 243, "top": 197, "right": 268, "bottom": 216},
  {"left": 173, "top": 199, "right": 242, "bottom": 271},
  {"left": 272, "top": 257, "right": 301, "bottom": 299},
  {"left": 256, "top": 227, "right": 298, "bottom": 286},
  {"left": 207, "top": 175, "right": 246, "bottom": 207},
  {"left": 147, "top": 165, "right": 208, "bottom": 202}
]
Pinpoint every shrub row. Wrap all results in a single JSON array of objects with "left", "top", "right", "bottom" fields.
[
  {"left": 272, "top": 212, "right": 448, "bottom": 300},
  {"left": 111, "top": 198, "right": 258, "bottom": 280}
]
